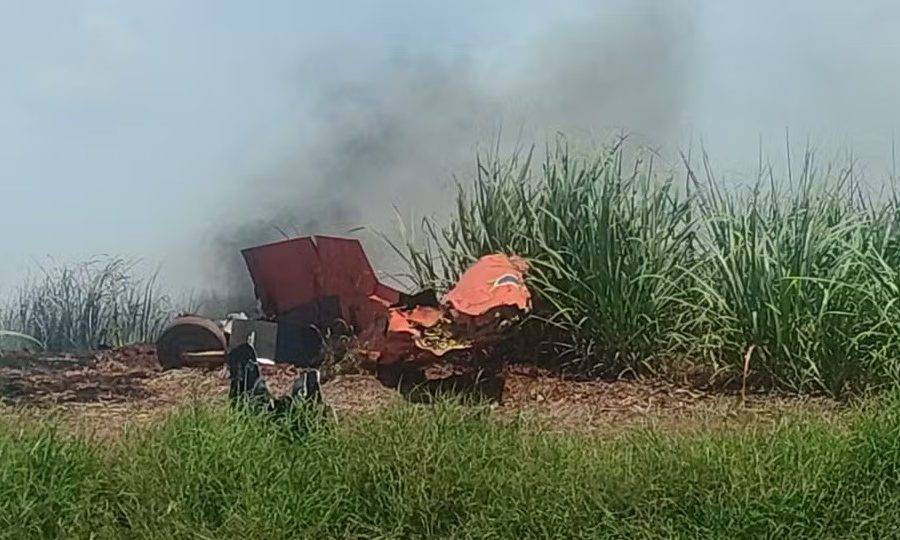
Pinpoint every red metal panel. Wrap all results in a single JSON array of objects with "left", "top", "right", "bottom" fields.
[
  {"left": 241, "top": 235, "right": 399, "bottom": 331},
  {"left": 314, "top": 236, "right": 378, "bottom": 297},
  {"left": 314, "top": 235, "right": 392, "bottom": 329},
  {"left": 241, "top": 237, "right": 321, "bottom": 317},
  {"left": 373, "top": 282, "right": 401, "bottom": 305}
]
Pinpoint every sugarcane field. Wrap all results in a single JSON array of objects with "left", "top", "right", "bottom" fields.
[{"left": 5, "top": 2, "right": 900, "bottom": 538}]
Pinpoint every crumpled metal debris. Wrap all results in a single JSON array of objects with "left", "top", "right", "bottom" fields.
[
  {"left": 364, "top": 253, "right": 531, "bottom": 379},
  {"left": 443, "top": 254, "right": 530, "bottom": 316},
  {"left": 158, "top": 233, "right": 530, "bottom": 394}
]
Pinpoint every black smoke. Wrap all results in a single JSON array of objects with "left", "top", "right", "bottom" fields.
[{"left": 203, "top": 2, "right": 698, "bottom": 312}]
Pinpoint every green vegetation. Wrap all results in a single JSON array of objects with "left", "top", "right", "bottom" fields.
[
  {"left": 0, "top": 257, "right": 177, "bottom": 351},
  {"left": 395, "top": 138, "right": 900, "bottom": 396},
  {"left": 1, "top": 397, "right": 899, "bottom": 538}
]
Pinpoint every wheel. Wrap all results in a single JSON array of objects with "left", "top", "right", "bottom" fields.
[{"left": 156, "top": 316, "right": 227, "bottom": 369}]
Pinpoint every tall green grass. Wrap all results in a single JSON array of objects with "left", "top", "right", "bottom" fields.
[
  {"left": 395, "top": 139, "right": 900, "bottom": 396},
  {"left": 2, "top": 397, "right": 900, "bottom": 538},
  {"left": 0, "top": 257, "right": 178, "bottom": 350},
  {"left": 690, "top": 153, "right": 900, "bottom": 395}
]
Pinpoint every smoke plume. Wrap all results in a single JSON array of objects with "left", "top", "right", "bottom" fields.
[{"left": 204, "top": 2, "right": 698, "bottom": 310}]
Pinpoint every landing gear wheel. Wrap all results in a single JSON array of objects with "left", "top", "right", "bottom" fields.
[{"left": 156, "top": 316, "right": 227, "bottom": 369}]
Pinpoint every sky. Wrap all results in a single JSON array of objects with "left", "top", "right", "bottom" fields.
[{"left": 2, "top": 1, "right": 900, "bottom": 297}]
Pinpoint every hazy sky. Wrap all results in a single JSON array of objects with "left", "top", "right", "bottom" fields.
[{"left": 2, "top": 1, "right": 900, "bottom": 294}]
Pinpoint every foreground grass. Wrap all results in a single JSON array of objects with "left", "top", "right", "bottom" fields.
[{"left": 2, "top": 397, "right": 899, "bottom": 538}]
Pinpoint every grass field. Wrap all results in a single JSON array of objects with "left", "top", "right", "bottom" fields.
[
  {"left": 1, "top": 396, "right": 899, "bottom": 538},
  {"left": 3, "top": 139, "right": 900, "bottom": 397},
  {"left": 0, "top": 257, "right": 177, "bottom": 351},
  {"left": 396, "top": 138, "right": 900, "bottom": 397},
  {"left": 3, "top": 136, "right": 900, "bottom": 536}
]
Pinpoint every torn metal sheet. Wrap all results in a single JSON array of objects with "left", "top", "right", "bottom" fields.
[
  {"left": 241, "top": 237, "right": 321, "bottom": 317},
  {"left": 443, "top": 254, "right": 531, "bottom": 316},
  {"left": 241, "top": 235, "right": 400, "bottom": 327},
  {"left": 365, "top": 253, "right": 531, "bottom": 371}
]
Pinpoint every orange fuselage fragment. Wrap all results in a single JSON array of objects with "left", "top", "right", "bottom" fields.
[
  {"left": 370, "top": 253, "right": 531, "bottom": 369},
  {"left": 443, "top": 254, "right": 530, "bottom": 316}
]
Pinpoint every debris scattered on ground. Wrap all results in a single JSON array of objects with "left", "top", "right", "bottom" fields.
[
  {"left": 500, "top": 365, "right": 841, "bottom": 431},
  {"left": 0, "top": 346, "right": 842, "bottom": 438}
]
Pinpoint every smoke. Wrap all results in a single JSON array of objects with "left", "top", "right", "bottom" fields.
[{"left": 204, "top": 2, "right": 697, "bottom": 310}]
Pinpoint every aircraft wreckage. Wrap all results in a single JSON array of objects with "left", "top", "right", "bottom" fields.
[{"left": 156, "top": 236, "right": 530, "bottom": 403}]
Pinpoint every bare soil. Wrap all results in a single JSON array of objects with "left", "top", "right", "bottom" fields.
[{"left": 0, "top": 345, "right": 842, "bottom": 438}]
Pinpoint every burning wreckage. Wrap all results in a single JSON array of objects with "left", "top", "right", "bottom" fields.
[{"left": 156, "top": 236, "right": 530, "bottom": 408}]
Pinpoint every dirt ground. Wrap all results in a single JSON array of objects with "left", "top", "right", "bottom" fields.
[{"left": 0, "top": 345, "right": 842, "bottom": 438}]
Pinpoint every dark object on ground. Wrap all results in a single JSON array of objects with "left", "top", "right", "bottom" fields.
[
  {"left": 227, "top": 344, "right": 269, "bottom": 404},
  {"left": 227, "top": 343, "right": 324, "bottom": 419},
  {"left": 376, "top": 363, "right": 506, "bottom": 404},
  {"left": 157, "top": 316, "right": 227, "bottom": 369}
]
